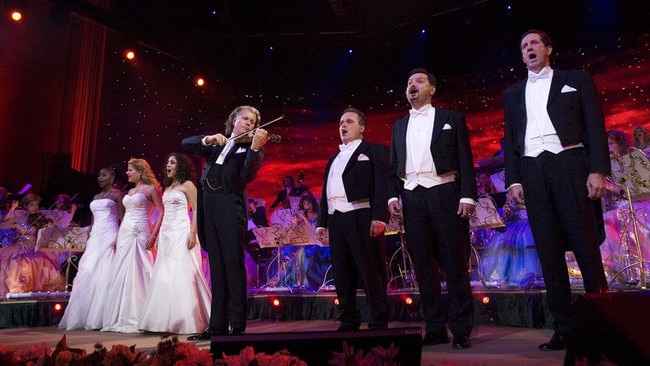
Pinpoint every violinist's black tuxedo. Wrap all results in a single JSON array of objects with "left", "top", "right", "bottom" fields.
[{"left": 182, "top": 135, "right": 263, "bottom": 334}]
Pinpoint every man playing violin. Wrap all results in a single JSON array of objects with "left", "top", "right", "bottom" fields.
[{"left": 182, "top": 105, "right": 269, "bottom": 340}]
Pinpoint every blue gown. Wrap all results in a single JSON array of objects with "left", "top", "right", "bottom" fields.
[{"left": 480, "top": 199, "right": 542, "bottom": 288}]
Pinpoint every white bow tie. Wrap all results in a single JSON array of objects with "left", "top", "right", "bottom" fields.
[
  {"left": 339, "top": 143, "right": 355, "bottom": 152},
  {"left": 409, "top": 109, "right": 428, "bottom": 117},
  {"left": 528, "top": 68, "right": 550, "bottom": 83}
]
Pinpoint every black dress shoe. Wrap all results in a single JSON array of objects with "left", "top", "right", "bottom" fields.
[
  {"left": 422, "top": 330, "right": 449, "bottom": 345},
  {"left": 539, "top": 333, "right": 568, "bottom": 351},
  {"left": 452, "top": 335, "right": 471, "bottom": 349},
  {"left": 187, "top": 329, "right": 213, "bottom": 341}
]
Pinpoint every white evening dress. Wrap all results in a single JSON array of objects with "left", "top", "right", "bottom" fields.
[
  {"left": 58, "top": 199, "right": 120, "bottom": 330},
  {"left": 138, "top": 189, "right": 211, "bottom": 334},
  {"left": 101, "top": 193, "right": 155, "bottom": 333}
]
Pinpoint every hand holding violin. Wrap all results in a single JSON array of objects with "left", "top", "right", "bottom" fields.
[{"left": 250, "top": 128, "right": 269, "bottom": 151}]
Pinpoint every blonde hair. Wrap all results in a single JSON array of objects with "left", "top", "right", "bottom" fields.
[
  {"left": 224, "top": 105, "right": 261, "bottom": 136},
  {"left": 128, "top": 158, "right": 160, "bottom": 188}
]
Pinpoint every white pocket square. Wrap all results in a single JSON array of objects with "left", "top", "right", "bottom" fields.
[
  {"left": 561, "top": 85, "right": 577, "bottom": 93},
  {"left": 236, "top": 147, "right": 247, "bottom": 153},
  {"left": 357, "top": 153, "right": 369, "bottom": 161},
  {"left": 442, "top": 123, "right": 452, "bottom": 130}
]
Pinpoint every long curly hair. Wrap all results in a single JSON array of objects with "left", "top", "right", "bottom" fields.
[
  {"left": 299, "top": 193, "right": 319, "bottom": 213},
  {"left": 608, "top": 130, "right": 631, "bottom": 156},
  {"left": 163, "top": 153, "right": 196, "bottom": 187},
  {"left": 128, "top": 158, "right": 160, "bottom": 189}
]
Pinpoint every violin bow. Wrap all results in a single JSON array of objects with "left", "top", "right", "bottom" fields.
[{"left": 227, "top": 114, "right": 285, "bottom": 142}]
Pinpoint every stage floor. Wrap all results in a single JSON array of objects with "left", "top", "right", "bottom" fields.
[
  {"left": 4, "top": 286, "right": 646, "bottom": 364},
  {"left": 0, "top": 320, "right": 566, "bottom": 366}
]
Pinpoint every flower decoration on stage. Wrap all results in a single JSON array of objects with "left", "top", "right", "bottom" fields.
[
  {"left": 328, "top": 341, "right": 400, "bottom": 366},
  {"left": 0, "top": 335, "right": 213, "bottom": 366},
  {"left": 0, "top": 335, "right": 402, "bottom": 365},
  {"left": 214, "top": 346, "right": 307, "bottom": 366}
]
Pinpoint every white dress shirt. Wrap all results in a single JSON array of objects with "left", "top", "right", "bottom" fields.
[
  {"left": 326, "top": 139, "right": 370, "bottom": 214},
  {"left": 216, "top": 139, "right": 235, "bottom": 165},
  {"left": 390, "top": 104, "right": 474, "bottom": 206},
  {"left": 524, "top": 67, "right": 583, "bottom": 157}
]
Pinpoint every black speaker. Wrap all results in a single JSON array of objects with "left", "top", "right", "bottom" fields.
[
  {"left": 210, "top": 327, "right": 422, "bottom": 366},
  {"left": 566, "top": 291, "right": 650, "bottom": 365}
]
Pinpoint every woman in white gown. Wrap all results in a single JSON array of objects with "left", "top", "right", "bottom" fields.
[
  {"left": 102, "top": 158, "right": 163, "bottom": 333},
  {"left": 139, "top": 153, "right": 211, "bottom": 334},
  {"left": 59, "top": 167, "right": 124, "bottom": 330}
]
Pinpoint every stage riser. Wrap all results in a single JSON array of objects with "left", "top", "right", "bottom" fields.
[
  {"left": 0, "top": 291, "right": 568, "bottom": 329},
  {"left": 567, "top": 292, "right": 650, "bottom": 364}
]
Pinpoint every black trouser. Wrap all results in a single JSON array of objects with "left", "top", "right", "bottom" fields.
[
  {"left": 521, "top": 149, "right": 608, "bottom": 335},
  {"left": 203, "top": 190, "right": 248, "bottom": 332}
]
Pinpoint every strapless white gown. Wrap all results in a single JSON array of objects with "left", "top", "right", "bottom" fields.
[
  {"left": 59, "top": 199, "right": 120, "bottom": 330},
  {"left": 102, "top": 193, "right": 154, "bottom": 333},
  {"left": 138, "top": 190, "right": 211, "bottom": 334}
]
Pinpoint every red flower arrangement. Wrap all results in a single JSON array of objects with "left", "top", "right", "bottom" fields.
[{"left": 0, "top": 335, "right": 399, "bottom": 365}]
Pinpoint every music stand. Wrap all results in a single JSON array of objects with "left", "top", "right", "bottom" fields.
[
  {"left": 607, "top": 148, "right": 650, "bottom": 289},
  {"left": 252, "top": 224, "right": 324, "bottom": 292},
  {"left": 386, "top": 216, "right": 417, "bottom": 291},
  {"left": 468, "top": 195, "right": 505, "bottom": 287},
  {"left": 36, "top": 226, "right": 90, "bottom": 291}
]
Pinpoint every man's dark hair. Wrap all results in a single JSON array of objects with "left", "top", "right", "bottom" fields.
[
  {"left": 520, "top": 29, "right": 553, "bottom": 48},
  {"left": 342, "top": 107, "right": 367, "bottom": 128},
  {"left": 342, "top": 107, "right": 367, "bottom": 138},
  {"left": 409, "top": 68, "right": 437, "bottom": 87}
]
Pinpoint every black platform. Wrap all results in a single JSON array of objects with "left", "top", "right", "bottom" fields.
[{"left": 0, "top": 287, "right": 575, "bottom": 329}]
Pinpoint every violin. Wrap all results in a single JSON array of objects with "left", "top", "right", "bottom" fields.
[
  {"left": 28, "top": 212, "right": 52, "bottom": 229},
  {"left": 232, "top": 133, "right": 282, "bottom": 144},
  {"left": 228, "top": 114, "right": 285, "bottom": 144}
]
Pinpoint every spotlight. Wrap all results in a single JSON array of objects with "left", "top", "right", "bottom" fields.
[
  {"left": 476, "top": 294, "right": 498, "bottom": 325},
  {"left": 270, "top": 297, "right": 285, "bottom": 321},
  {"left": 403, "top": 296, "right": 420, "bottom": 322},
  {"left": 52, "top": 302, "right": 65, "bottom": 313},
  {"left": 4, "top": 0, "right": 26, "bottom": 22},
  {"left": 403, "top": 296, "right": 414, "bottom": 306},
  {"left": 50, "top": 302, "right": 66, "bottom": 325},
  {"left": 195, "top": 77, "right": 205, "bottom": 87},
  {"left": 333, "top": 298, "right": 340, "bottom": 306},
  {"left": 124, "top": 50, "right": 135, "bottom": 61}
]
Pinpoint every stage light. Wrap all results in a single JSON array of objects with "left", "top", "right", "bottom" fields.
[
  {"left": 52, "top": 302, "right": 65, "bottom": 313},
  {"left": 4, "top": 0, "right": 26, "bottom": 22},
  {"left": 195, "top": 77, "right": 205, "bottom": 87},
  {"left": 10, "top": 10, "right": 21, "bottom": 21},
  {"left": 333, "top": 298, "right": 340, "bottom": 306},
  {"left": 124, "top": 50, "right": 135, "bottom": 61},
  {"left": 270, "top": 297, "right": 285, "bottom": 322},
  {"left": 475, "top": 293, "right": 498, "bottom": 325},
  {"left": 401, "top": 295, "right": 420, "bottom": 321},
  {"left": 403, "top": 296, "right": 414, "bottom": 306}
]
